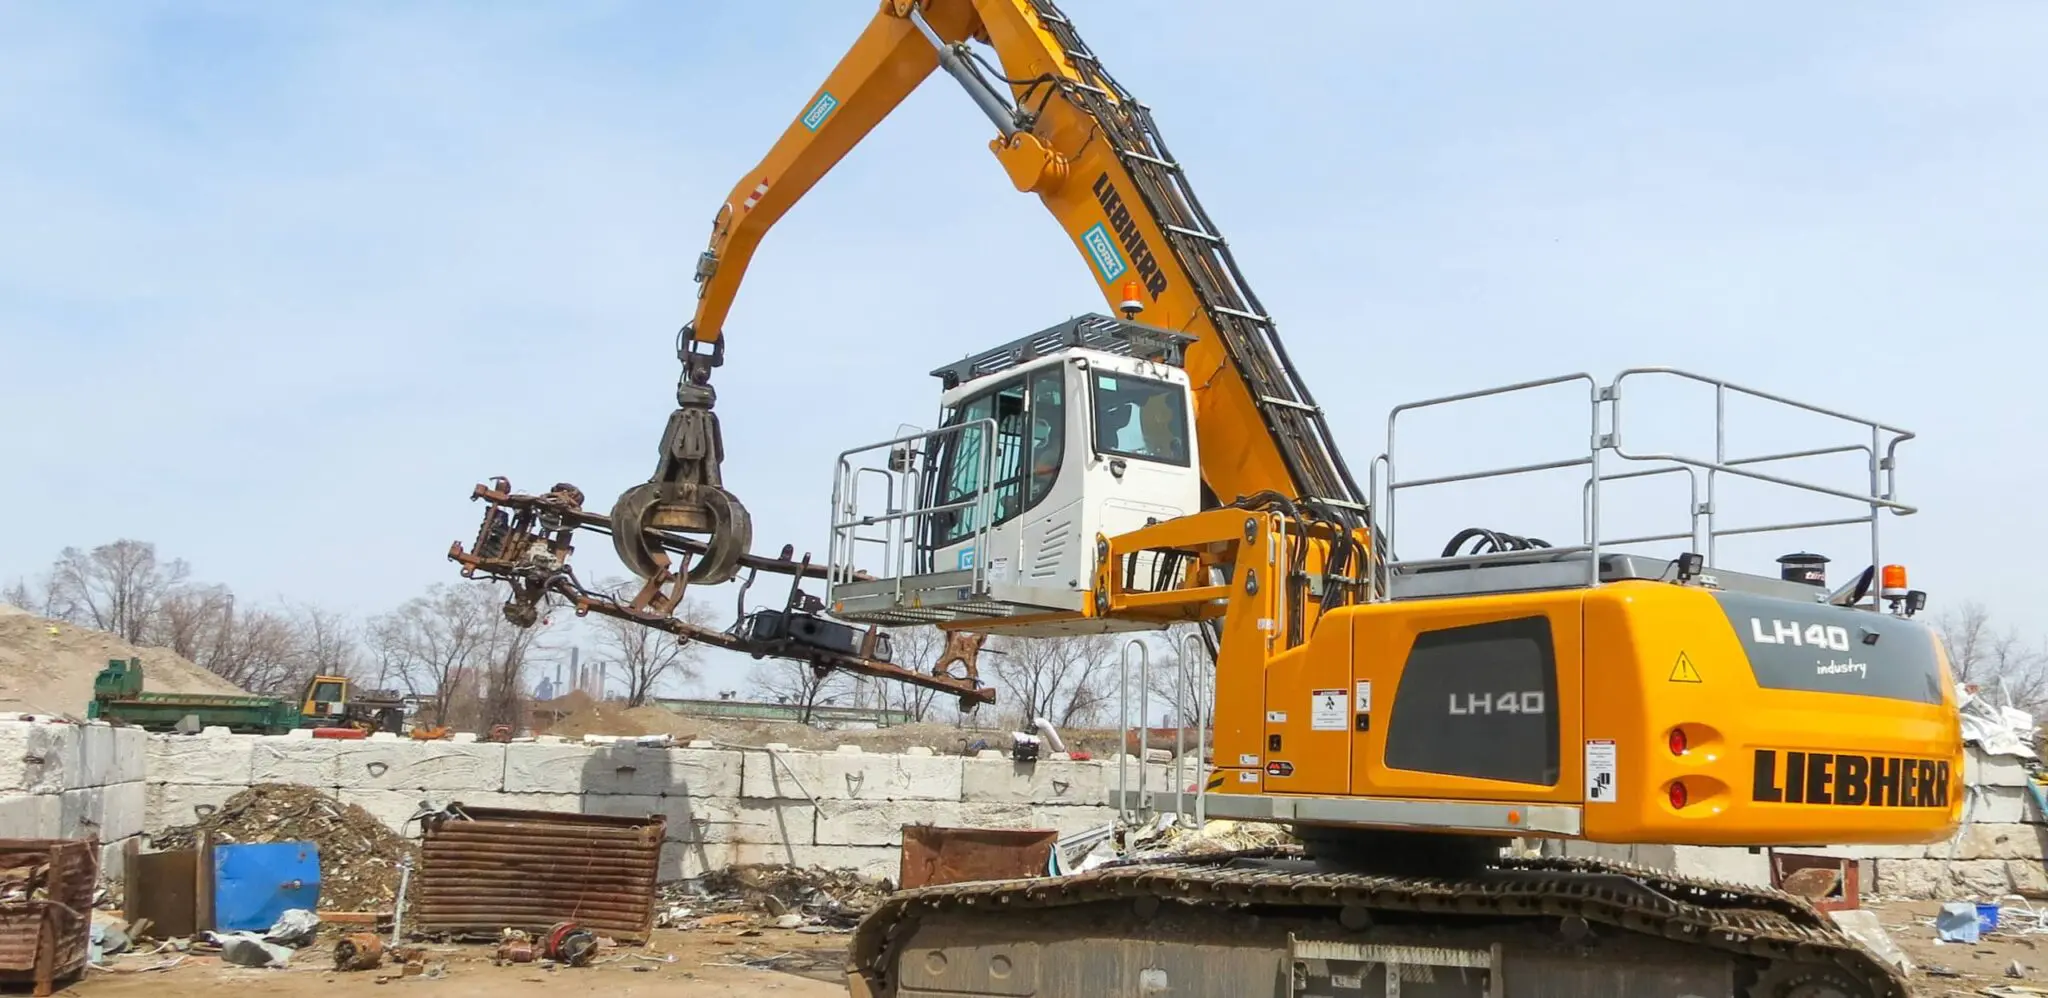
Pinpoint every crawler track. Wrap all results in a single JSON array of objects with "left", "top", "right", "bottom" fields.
[{"left": 848, "top": 854, "right": 1901, "bottom": 997}]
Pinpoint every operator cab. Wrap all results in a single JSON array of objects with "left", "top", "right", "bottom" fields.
[{"left": 828, "top": 315, "right": 1200, "bottom": 633}]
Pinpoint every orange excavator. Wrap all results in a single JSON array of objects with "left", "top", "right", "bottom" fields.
[{"left": 459, "top": 3, "right": 1960, "bottom": 995}]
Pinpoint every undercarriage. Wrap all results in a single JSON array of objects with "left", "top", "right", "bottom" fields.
[{"left": 848, "top": 851, "right": 1901, "bottom": 998}]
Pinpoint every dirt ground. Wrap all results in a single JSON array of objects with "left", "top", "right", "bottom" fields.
[
  {"left": 70, "top": 926, "right": 849, "bottom": 998},
  {"left": 62, "top": 898, "right": 2048, "bottom": 998},
  {"left": 0, "top": 604, "right": 248, "bottom": 716},
  {"left": 1873, "top": 898, "right": 2048, "bottom": 995}
]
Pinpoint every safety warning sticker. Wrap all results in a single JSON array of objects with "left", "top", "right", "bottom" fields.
[
  {"left": 1586, "top": 739, "right": 1618, "bottom": 803},
  {"left": 1354, "top": 680, "right": 1372, "bottom": 714},
  {"left": 1669, "top": 652, "right": 1702, "bottom": 683},
  {"left": 1311, "top": 689, "right": 1348, "bottom": 731}
]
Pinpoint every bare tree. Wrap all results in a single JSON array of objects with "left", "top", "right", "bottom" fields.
[
  {"left": 476, "top": 620, "right": 543, "bottom": 733},
  {"left": 2, "top": 573, "right": 60, "bottom": 616},
  {"left": 1933, "top": 601, "right": 2048, "bottom": 715},
  {"left": 45, "top": 540, "right": 189, "bottom": 643},
  {"left": 589, "top": 578, "right": 712, "bottom": 707},
  {"left": 1147, "top": 623, "right": 1216, "bottom": 735},
  {"left": 877, "top": 625, "right": 947, "bottom": 722},
  {"left": 367, "top": 583, "right": 512, "bottom": 727},
  {"left": 989, "top": 632, "right": 1118, "bottom": 730},
  {"left": 285, "top": 603, "right": 363, "bottom": 685},
  {"left": 145, "top": 584, "right": 302, "bottom": 694},
  {"left": 747, "top": 659, "right": 853, "bottom": 725}
]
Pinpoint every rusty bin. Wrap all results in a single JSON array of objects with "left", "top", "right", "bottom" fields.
[
  {"left": 413, "top": 807, "right": 665, "bottom": 943},
  {"left": 0, "top": 838, "right": 99, "bottom": 997},
  {"left": 899, "top": 826, "right": 1059, "bottom": 890}
]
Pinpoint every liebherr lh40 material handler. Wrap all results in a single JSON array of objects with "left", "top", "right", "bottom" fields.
[{"left": 465, "top": 2, "right": 1962, "bottom": 995}]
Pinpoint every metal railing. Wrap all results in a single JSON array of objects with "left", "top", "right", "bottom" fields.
[
  {"left": 1115, "top": 631, "right": 1213, "bottom": 833},
  {"left": 827, "top": 418, "right": 998, "bottom": 606},
  {"left": 1370, "top": 368, "right": 1917, "bottom": 604}
]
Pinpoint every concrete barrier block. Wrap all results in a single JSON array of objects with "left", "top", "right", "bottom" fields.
[
  {"left": 285, "top": 727, "right": 315, "bottom": 739},
  {"left": 962, "top": 756, "right": 1109, "bottom": 805},
  {"left": 73, "top": 723, "right": 115, "bottom": 788},
  {"left": 684, "top": 800, "right": 815, "bottom": 846},
  {"left": 659, "top": 840, "right": 736, "bottom": 881},
  {"left": 577, "top": 793, "right": 667, "bottom": 823},
  {"left": 1797, "top": 842, "right": 1932, "bottom": 861},
  {"left": 250, "top": 738, "right": 339, "bottom": 786},
  {"left": 338, "top": 789, "right": 434, "bottom": 837},
  {"left": 0, "top": 721, "right": 40, "bottom": 792},
  {"left": 1969, "top": 786, "right": 2033, "bottom": 824},
  {"left": 1942, "top": 822, "right": 2047, "bottom": 861},
  {"left": 12, "top": 722, "right": 79, "bottom": 793},
  {"left": 504, "top": 742, "right": 741, "bottom": 797},
  {"left": 1875, "top": 857, "right": 2011, "bottom": 898},
  {"left": 815, "top": 801, "right": 1036, "bottom": 847},
  {"left": 107, "top": 725, "right": 148, "bottom": 784},
  {"left": 57, "top": 787, "right": 104, "bottom": 840},
  {"left": 744, "top": 750, "right": 961, "bottom": 802},
  {"left": 1670, "top": 846, "right": 1771, "bottom": 888},
  {"left": 100, "top": 836, "right": 142, "bottom": 881},
  {"left": 145, "top": 783, "right": 241, "bottom": 834},
  {"left": 1966, "top": 750, "right": 2033, "bottom": 788},
  {"left": 1021, "top": 804, "right": 1118, "bottom": 838},
  {"left": 449, "top": 791, "right": 583, "bottom": 814},
  {"left": 727, "top": 842, "right": 900, "bottom": 881},
  {"left": 149, "top": 734, "right": 257, "bottom": 785},
  {"left": 99, "top": 781, "right": 146, "bottom": 841},
  {"left": 0, "top": 793, "right": 59, "bottom": 839},
  {"left": 331, "top": 742, "right": 507, "bottom": 792}
]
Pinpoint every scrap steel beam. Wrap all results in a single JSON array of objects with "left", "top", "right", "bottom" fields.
[{"left": 448, "top": 479, "right": 995, "bottom": 707}]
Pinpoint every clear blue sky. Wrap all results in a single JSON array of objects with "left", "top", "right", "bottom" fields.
[{"left": 4, "top": 2, "right": 2043, "bottom": 696}]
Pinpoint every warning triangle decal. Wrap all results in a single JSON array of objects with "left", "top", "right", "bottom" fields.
[{"left": 1669, "top": 652, "right": 1703, "bottom": 683}]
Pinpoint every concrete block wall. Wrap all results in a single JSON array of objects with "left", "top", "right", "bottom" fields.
[
  {"left": 142, "top": 731, "right": 1152, "bottom": 882},
  {"left": 1791, "top": 745, "right": 2047, "bottom": 899},
  {"left": 0, "top": 718, "right": 148, "bottom": 876}
]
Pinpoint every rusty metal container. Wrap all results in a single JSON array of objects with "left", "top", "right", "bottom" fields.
[
  {"left": 0, "top": 838, "right": 99, "bottom": 997},
  {"left": 413, "top": 806, "right": 664, "bottom": 943},
  {"left": 899, "top": 825, "right": 1058, "bottom": 890}
]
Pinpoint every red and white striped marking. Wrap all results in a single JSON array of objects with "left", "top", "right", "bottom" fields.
[{"left": 740, "top": 178, "right": 770, "bottom": 210}]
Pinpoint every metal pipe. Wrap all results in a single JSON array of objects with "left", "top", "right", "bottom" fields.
[
  {"left": 1117, "top": 641, "right": 1129, "bottom": 827},
  {"left": 1183, "top": 630, "right": 1210, "bottom": 828},
  {"left": 907, "top": 8, "right": 1019, "bottom": 139}
]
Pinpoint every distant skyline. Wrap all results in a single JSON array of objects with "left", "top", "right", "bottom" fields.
[{"left": 5, "top": 2, "right": 2045, "bottom": 694}]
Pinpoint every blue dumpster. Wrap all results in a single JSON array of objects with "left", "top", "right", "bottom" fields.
[{"left": 213, "top": 842, "right": 320, "bottom": 932}]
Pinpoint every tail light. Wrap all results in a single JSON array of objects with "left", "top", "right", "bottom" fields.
[
  {"left": 1668, "top": 728, "right": 1688, "bottom": 756},
  {"left": 1668, "top": 781, "right": 1690, "bottom": 810}
]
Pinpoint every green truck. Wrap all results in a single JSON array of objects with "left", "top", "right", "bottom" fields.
[{"left": 86, "top": 658, "right": 302, "bottom": 735}]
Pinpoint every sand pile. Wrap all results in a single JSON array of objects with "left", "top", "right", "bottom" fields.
[
  {"left": 150, "top": 783, "right": 419, "bottom": 912},
  {"left": 0, "top": 604, "right": 248, "bottom": 715},
  {"left": 542, "top": 701, "right": 701, "bottom": 739}
]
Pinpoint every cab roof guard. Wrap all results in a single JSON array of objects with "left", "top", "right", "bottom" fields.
[{"left": 1369, "top": 367, "right": 1917, "bottom": 607}]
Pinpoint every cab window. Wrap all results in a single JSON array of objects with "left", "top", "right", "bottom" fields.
[
  {"left": 928, "top": 367, "right": 1066, "bottom": 548},
  {"left": 1027, "top": 368, "right": 1064, "bottom": 506},
  {"left": 1092, "top": 372, "right": 1189, "bottom": 466}
]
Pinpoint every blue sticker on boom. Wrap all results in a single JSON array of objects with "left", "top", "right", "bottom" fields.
[
  {"left": 801, "top": 91, "right": 839, "bottom": 131},
  {"left": 1080, "top": 223, "right": 1128, "bottom": 283},
  {"left": 957, "top": 547, "right": 976, "bottom": 570}
]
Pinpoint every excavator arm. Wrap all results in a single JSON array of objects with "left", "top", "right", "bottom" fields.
[{"left": 617, "top": 0, "right": 1372, "bottom": 608}]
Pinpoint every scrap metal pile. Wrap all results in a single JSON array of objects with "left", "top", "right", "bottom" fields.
[
  {"left": 150, "top": 783, "right": 419, "bottom": 912},
  {"left": 448, "top": 479, "right": 994, "bottom": 708}
]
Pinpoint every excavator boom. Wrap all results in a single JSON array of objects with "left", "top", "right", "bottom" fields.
[{"left": 619, "top": 0, "right": 1372, "bottom": 609}]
